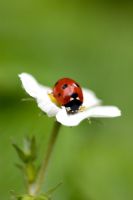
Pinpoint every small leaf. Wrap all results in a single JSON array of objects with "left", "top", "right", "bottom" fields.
[
  {"left": 15, "top": 195, "right": 34, "bottom": 200},
  {"left": 23, "top": 136, "right": 31, "bottom": 154},
  {"left": 46, "top": 182, "right": 62, "bottom": 196},
  {"left": 30, "top": 136, "right": 37, "bottom": 161},
  {"left": 34, "top": 194, "right": 49, "bottom": 200},
  {"left": 10, "top": 192, "right": 50, "bottom": 200},
  {"left": 17, "top": 195, "right": 34, "bottom": 200},
  {"left": 15, "top": 163, "right": 24, "bottom": 171},
  {"left": 13, "top": 143, "right": 28, "bottom": 163},
  {"left": 23, "top": 136, "right": 37, "bottom": 162}
]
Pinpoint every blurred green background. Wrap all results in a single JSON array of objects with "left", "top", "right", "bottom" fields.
[{"left": 0, "top": 1, "right": 133, "bottom": 200}]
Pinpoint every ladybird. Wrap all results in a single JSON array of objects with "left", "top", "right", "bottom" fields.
[{"left": 53, "top": 78, "right": 83, "bottom": 114}]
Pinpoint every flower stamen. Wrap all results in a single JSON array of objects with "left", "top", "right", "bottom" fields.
[{"left": 79, "top": 106, "right": 87, "bottom": 112}]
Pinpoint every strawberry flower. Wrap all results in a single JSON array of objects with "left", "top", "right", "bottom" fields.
[{"left": 19, "top": 73, "right": 121, "bottom": 126}]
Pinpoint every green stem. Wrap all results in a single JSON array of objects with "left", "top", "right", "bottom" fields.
[{"left": 34, "top": 121, "right": 61, "bottom": 195}]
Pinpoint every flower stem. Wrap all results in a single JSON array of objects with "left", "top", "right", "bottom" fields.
[{"left": 34, "top": 121, "right": 61, "bottom": 195}]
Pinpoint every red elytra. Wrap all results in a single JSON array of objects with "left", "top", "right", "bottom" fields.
[{"left": 53, "top": 78, "right": 83, "bottom": 113}]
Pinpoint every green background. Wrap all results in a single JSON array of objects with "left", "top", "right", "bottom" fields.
[{"left": 0, "top": 1, "right": 133, "bottom": 200}]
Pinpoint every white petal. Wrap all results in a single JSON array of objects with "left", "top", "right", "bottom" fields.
[
  {"left": 56, "top": 107, "right": 81, "bottom": 126},
  {"left": 19, "top": 73, "right": 60, "bottom": 117},
  {"left": 82, "top": 88, "right": 101, "bottom": 108},
  {"left": 85, "top": 106, "right": 121, "bottom": 118},
  {"left": 56, "top": 106, "right": 121, "bottom": 126},
  {"left": 37, "top": 97, "right": 60, "bottom": 117},
  {"left": 19, "top": 73, "right": 48, "bottom": 98}
]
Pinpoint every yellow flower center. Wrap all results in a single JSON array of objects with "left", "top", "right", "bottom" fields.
[
  {"left": 48, "top": 93, "right": 61, "bottom": 107},
  {"left": 79, "top": 106, "right": 87, "bottom": 112}
]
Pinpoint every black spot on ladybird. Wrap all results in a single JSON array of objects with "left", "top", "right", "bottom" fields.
[
  {"left": 58, "top": 93, "right": 61, "bottom": 97},
  {"left": 75, "top": 83, "right": 80, "bottom": 87},
  {"left": 62, "top": 84, "right": 68, "bottom": 89}
]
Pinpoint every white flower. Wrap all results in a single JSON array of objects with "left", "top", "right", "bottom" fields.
[{"left": 19, "top": 73, "right": 121, "bottom": 126}]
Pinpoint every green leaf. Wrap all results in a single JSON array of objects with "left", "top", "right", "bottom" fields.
[
  {"left": 30, "top": 136, "right": 37, "bottom": 161},
  {"left": 46, "top": 182, "right": 62, "bottom": 197},
  {"left": 15, "top": 163, "right": 24, "bottom": 171},
  {"left": 12, "top": 143, "right": 28, "bottom": 163},
  {"left": 17, "top": 195, "right": 34, "bottom": 200},
  {"left": 34, "top": 195, "right": 49, "bottom": 200},
  {"left": 13, "top": 194, "right": 49, "bottom": 200},
  {"left": 13, "top": 136, "right": 38, "bottom": 164},
  {"left": 23, "top": 136, "right": 37, "bottom": 162}
]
